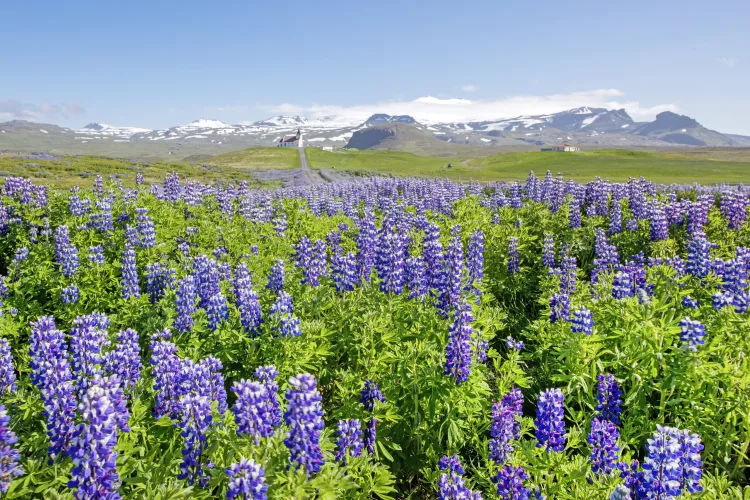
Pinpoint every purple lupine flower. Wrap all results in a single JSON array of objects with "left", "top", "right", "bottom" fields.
[
  {"left": 0, "top": 339, "right": 16, "bottom": 394},
  {"left": 686, "top": 233, "right": 714, "bottom": 279},
  {"left": 720, "top": 192, "right": 749, "bottom": 230},
  {"left": 0, "top": 404, "right": 23, "bottom": 493},
  {"left": 679, "top": 318, "right": 705, "bottom": 352},
  {"left": 193, "top": 255, "right": 221, "bottom": 308},
  {"left": 589, "top": 417, "right": 621, "bottom": 476},
  {"left": 505, "top": 336, "right": 524, "bottom": 351},
  {"left": 356, "top": 213, "right": 377, "bottom": 284},
  {"left": 612, "top": 271, "right": 633, "bottom": 300},
  {"left": 69, "top": 313, "right": 110, "bottom": 399},
  {"left": 272, "top": 212, "right": 287, "bottom": 237},
  {"left": 712, "top": 291, "right": 733, "bottom": 311},
  {"left": 135, "top": 208, "right": 156, "bottom": 248},
  {"left": 609, "top": 200, "right": 622, "bottom": 235},
  {"left": 676, "top": 429, "right": 703, "bottom": 494},
  {"left": 88, "top": 245, "right": 105, "bottom": 266},
  {"left": 54, "top": 225, "right": 79, "bottom": 278},
  {"left": 145, "top": 263, "right": 175, "bottom": 304},
  {"left": 493, "top": 465, "right": 530, "bottom": 500},
  {"left": 177, "top": 394, "right": 213, "bottom": 487},
  {"left": 335, "top": 419, "right": 364, "bottom": 464},
  {"left": 438, "top": 454, "right": 482, "bottom": 500},
  {"left": 571, "top": 307, "right": 593, "bottom": 335},
  {"left": 501, "top": 387, "right": 524, "bottom": 439},
  {"left": 174, "top": 276, "right": 197, "bottom": 333},
  {"left": 510, "top": 183, "right": 523, "bottom": 208},
  {"left": 150, "top": 340, "right": 181, "bottom": 419},
  {"left": 507, "top": 237, "right": 520, "bottom": 274},
  {"left": 121, "top": 245, "right": 140, "bottom": 299},
  {"left": 206, "top": 292, "right": 229, "bottom": 331},
  {"left": 549, "top": 292, "right": 570, "bottom": 323},
  {"left": 405, "top": 255, "right": 428, "bottom": 299},
  {"left": 308, "top": 239, "right": 328, "bottom": 286},
  {"left": 331, "top": 247, "right": 358, "bottom": 293},
  {"left": 254, "top": 366, "right": 282, "bottom": 428},
  {"left": 295, "top": 236, "right": 312, "bottom": 280},
  {"left": 569, "top": 201, "right": 582, "bottom": 229},
  {"left": 609, "top": 485, "right": 632, "bottom": 500},
  {"left": 489, "top": 399, "right": 518, "bottom": 465},
  {"left": 444, "top": 299, "right": 473, "bottom": 385},
  {"left": 67, "top": 375, "right": 123, "bottom": 499},
  {"left": 640, "top": 426, "right": 682, "bottom": 499},
  {"left": 467, "top": 230, "right": 485, "bottom": 293},
  {"left": 681, "top": 296, "right": 699, "bottom": 309},
  {"left": 360, "top": 380, "right": 385, "bottom": 455},
  {"left": 104, "top": 328, "right": 141, "bottom": 392},
  {"left": 535, "top": 388, "right": 566, "bottom": 452},
  {"left": 423, "top": 223, "right": 444, "bottom": 292},
  {"left": 266, "top": 259, "right": 285, "bottom": 292},
  {"left": 235, "top": 280, "right": 262, "bottom": 336},
  {"left": 232, "top": 380, "right": 272, "bottom": 443},
  {"left": 595, "top": 374, "right": 622, "bottom": 425},
  {"left": 270, "top": 291, "right": 301, "bottom": 338},
  {"left": 201, "top": 356, "right": 228, "bottom": 415},
  {"left": 284, "top": 373, "right": 325, "bottom": 477},
  {"left": 542, "top": 234, "right": 555, "bottom": 268},
  {"left": 135, "top": 172, "right": 144, "bottom": 186},
  {"left": 618, "top": 460, "right": 644, "bottom": 499},
  {"left": 226, "top": 458, "right": 268, "bottom": 500},
  {"left": 649, "top": 204, "right": 669, "bottom": 241},
  {"left": 376, "top": 226, "right": 407, "bottom": 295}
]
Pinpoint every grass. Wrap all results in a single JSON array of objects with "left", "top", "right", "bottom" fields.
[
  {"left": 0, "top": 155, "right": 270, "bottom": 189},
  {"left": 201, "top": 147, "right": 300, "bottom": 170},
  {"left": 308, "top": 148, "right": 750, "bottom": 184}
]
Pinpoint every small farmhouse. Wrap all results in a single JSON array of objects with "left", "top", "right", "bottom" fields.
[
  {"left": 541, "top": 144, "right": 580, "bottom": 152},
  {"left": 278, "top": 129, "right": 302, "bottom": 147}
]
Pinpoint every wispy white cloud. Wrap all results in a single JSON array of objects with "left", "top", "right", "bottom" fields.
[
  {"left": 718, "top": 57, "right": 737, "bottom": 67},
  {"left": 461, "top": 84, "right": 479, "bottom": 93},
  {"left": 260, "top": 89, "right": 677, "bottom": 125},
  {"left": 0, "top": 99, "right": 86, "bottom": 123}
]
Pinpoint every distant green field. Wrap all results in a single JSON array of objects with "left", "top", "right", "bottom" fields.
[
  {"left": 0, "top": 155, "right": 268, "bottom": 189},
  {"left": 308, "top": 148, "right": 750, "bottom": 184},
  {"left": 208, "top": 147, "right": 300, "bottom": 170}
]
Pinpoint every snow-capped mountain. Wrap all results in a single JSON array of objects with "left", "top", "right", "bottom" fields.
[{"left": 76, "top": 123, "right": 152, "bottom": 139}]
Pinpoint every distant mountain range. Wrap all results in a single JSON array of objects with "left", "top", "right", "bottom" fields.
[{"left": 1, "top": 107, "right": 748, "bottom": 161}]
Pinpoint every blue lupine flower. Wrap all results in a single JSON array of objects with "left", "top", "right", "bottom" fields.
[
  {"left": 569, "top": 201, "right": 582, "bottom": 229},
  {"left": 145, "top": 263, "right": 176, "bottom": 304},
  {"left": 271, "top": 291, "right": 301, "bottom": 338},
  {"left": 679, "top": 318, "right": 706, "bottom": 352},
  {"left": 612, "top": 271, "right": 633, "bottom": 300},
  {"left": 686, "top": 233, "right": 714, "bottom": 279},
  {"left": 67, "top": 375, "right": 124, "bottom": 498},
  {"left": 360, "top": 380, "right": 385, "bottom": 455},
  {"left": 438, "top": 454, "right": 482, "bottom": 500},
  {"left": 649, "top": 204, "right": 669, "bottom": 241},
  {"left": 405, "top": 255, "right": 428, "bottom": 299},
  {"left": 507, "top": 237, "right": 520, "bottom": 274},
  {"left": 681, "top": 296, "right": 699, "bottom": 309},
  {"left": 121, "top": 245, "right": 140, "bottom": 299},
  {"left": 226, "top": 457, "right": 268, "bottom": 500},
  {"left": 609, "top": 201, "right": 622, "bottom": 235},
  {"left": 542, "top": 233, "right": 555, "bottom": 268},
  {"left": 284, "top": 373, "right": 325, "bottom": 477},
  {"left": 489, "top": 400, "right": 517, "bottom": 465},
  {"left": 595, "top": 374, "right": 622, "bottom": 425},
  {"left": 232, "top": 380, "right": 272, "bottom": 443},
  {"left": 0, "top": 339, "right": 17, "bottom": 394},
  {"left": 571, "top": 307, "right": 593, "bottom": 335},
  {"left": 549, "top": 292, "right": 570, "bottom": 323},
  {"left": 493, "top": 465, "right": 531, "bottom": 500},
  {"left": 87, "top": 245, "right": 105, "bottom": 266},
  {"left": 444, "top": 299, "right": 473, "bottom": 385},
  {"left": 376, "top": 226, "right": 406, "bottom": 295},
  {"left": 588, "top": 417, "right": 621, "bottom": 476},
  {"left": 174, "top": 276, "right": 197, "bottom": 333},
  {"left": 54, "top": 225, "right": 79, "bottom": 278},
  {"left": 335, "top": 419, "right": 364, "bottom": 464},
  {"left": 266, "top": 259, "right": 285, "bottom": 292},
  {"left": 609, "top": 485, "right": 632, "bottom": 500},
  {"left": 641, "top": 425, "right": 682, "bottom": 499},
  {"left": 535, "top": 388, "right": 566, "bottom": 452},
  {"left": 70, "top": 313, "right": 110, "bottom": 399},
  {"left": 193, "top": 255, "right": 221, "bottom": 307},
  {"left": 618, "top": 460, "right": 643, "bottom": 499},
  {"left": 676, "top": 429, "right": 703, "bottom": 494},
  {"left": 177, "top": 394, "right": 213, "bottom": 487},
  {"left": 206, "top": 292, "right": 229, "bottom": 331},
  {"left": 505, "top": 336, "right": 524, "bottom": 351},
  {"left": 254, "top": 366, "right": 282, "bottom": 428},
  {"left": 150, "top": 340, "right": 181, "bottom": 419},
  {"left": 0, "top": 404, "right": 23, "bottom": 493},
  {"left": 201, "top": 356, "right": 228, "bottom": 415},
  {"left": 356, "top": 213, "right": 377, "bottom": 284},
  {"left": 502, "top": 387, "right": 524, "bottom": 439},
  {"left": 135, "top": 207, "right": 156, "bottom": 248},
  {"left": 234, "top": 266, "right": 262, "bottom": 335},
  {"left": 104, "top": 328, "right": 141, "bottom": 392}
]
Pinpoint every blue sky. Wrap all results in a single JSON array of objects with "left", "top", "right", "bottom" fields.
[{"left": 1, "top": 0, "right": 748, "bottom": 133}]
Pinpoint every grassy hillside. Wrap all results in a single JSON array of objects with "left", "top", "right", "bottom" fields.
[
  {"left": 206, "top": 147, "right": 300, "bottom": 170},
  {"left": 309, "top": 148, "right": 750, "bottom": 184},
  {"left": 0, "top": 155, "right": 268, "bottom": 189}
]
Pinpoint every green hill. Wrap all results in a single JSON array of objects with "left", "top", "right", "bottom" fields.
[{"left": 207, "top": 147, "right": 300, "bottom": 170}]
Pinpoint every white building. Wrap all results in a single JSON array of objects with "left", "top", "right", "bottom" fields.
[
  {"left": 278, "top": 129, "right": 302, "bottom": 147},
  {"left": 541, "top": 143, "right": 580, "bottom": 152}
]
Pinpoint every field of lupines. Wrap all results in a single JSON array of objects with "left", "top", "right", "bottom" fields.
[{"left": 0, "top": 171, "right": 748, "bottom": 499}]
